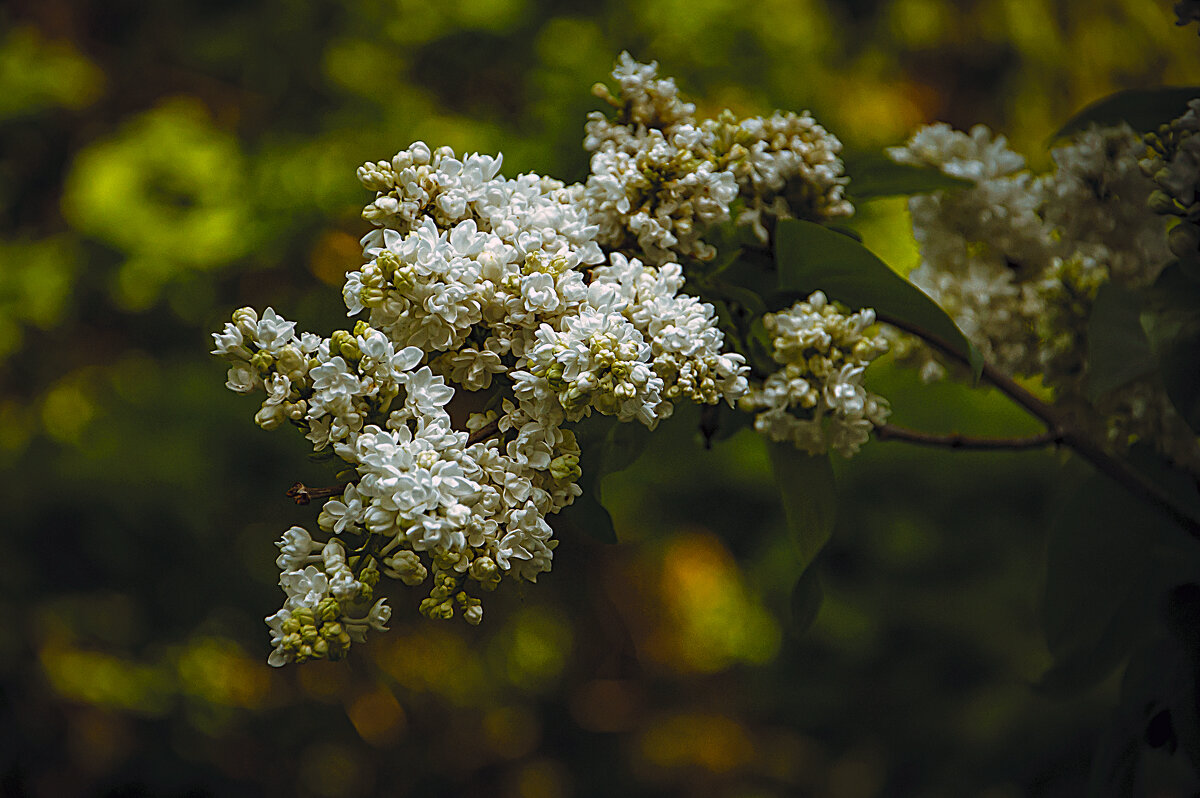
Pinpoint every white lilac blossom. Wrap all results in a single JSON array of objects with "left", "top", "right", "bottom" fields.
[
  {"left": 706, "top": 109, "right": 853, "bottom": 242},
  {"left": 583, "top": 53, "right": 852, "bottom": 261},
  {"left": 740, "top": 292, "right": 890, "bottom": 458},
  {"left": 213, "top": 92, "right": 759, "bottom": 663},
  {"left": 890, "top": 116, "right": 1198, "bottom": 473}
]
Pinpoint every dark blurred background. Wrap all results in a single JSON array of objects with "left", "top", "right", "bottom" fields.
[{"left": 1, "top": 1, "right": 1197, "bottom": 796}]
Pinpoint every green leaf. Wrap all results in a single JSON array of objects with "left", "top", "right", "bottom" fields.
[
  {"left": 767, "top": 442, "right": 837, "bottom": 573},
  {"left": 843, "top": 152, "right": 974, "bottom": 199},
  {"left": 557, "top": 416, "right": 654, "bottom": 544},
  {"left": 1085, "top": 283, "right": 1156, "bottom": 401},
  {"left": 1053, "top": 86, "right": 1200, "bottom": 142},
  {"left": 774, "top": 218, "right": 984, "bottom": 380},
  {"left": 1140, "top": 262, "right": 1200, "bottom": 432},
  {"left": 789, "top": 565, "right": 824, "bottom": 634},
  {"left": 557, "top": 487, "right": 617, "bottom": 544},
  {"left": 1038, "top": 463, "right": 1196, "bottom": 694},
  {"left": 1087, "top": 715, "right": 1142, "bottom": 798}
]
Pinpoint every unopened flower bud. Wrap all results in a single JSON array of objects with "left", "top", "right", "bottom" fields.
[
  {"left": 1170, "top": 222, "right": 1200, "bottom": 259},
  {"left": 233, "top": 307, "right": 258, "bottom": 338}
]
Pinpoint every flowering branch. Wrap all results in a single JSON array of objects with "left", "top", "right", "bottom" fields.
[
  {"left": 876, "top": 312, "right": 1200, "bottom": 538},
  {"left": 874, "top": 424, "right": 1063, "bottom": 451}
]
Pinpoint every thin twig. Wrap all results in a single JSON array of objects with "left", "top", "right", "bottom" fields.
[
  {"left": 875, "top": 424, "right": 1062, "bottom": 451},
  {"left": 877, "top": 312, "right": 1200, "bottom": 538},
  {"left": 286, "top": 482, "right": 346, "bottom": 505},
  {"left": 467, "top": 418, "right": 501, "bottom": 445}
]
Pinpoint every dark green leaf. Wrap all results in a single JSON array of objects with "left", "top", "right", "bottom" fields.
[
  {"left": 1087, "top": 716, "right": 1142, "bottom": 798},
  {"left": 1039, "top": 463, "right": 1197, "bottom": 694},
  {"left": 1053, "top": 86, "right": 1200, "bottom": 142},
  {"left": 557, "top": 488, "right": 617, "bottom": 544},
  {"left": 789, "top": 565, "right": 824, "bottom": 634},
  {"left": 1086, "top": 283, "right": 1156, "bottom": 401},
  {"left": 1140, "top": 263, "right": 1200, "bottom": 432},
  {"left": 558, "top": 416, "right": 655, "bottom": 544},
  {"left": 767, "top": 442, "right": 837, "bottom": 573},
  {"left": 559, "top": 418, "right": 618, "bottom": 543},
  {"left": 774, "top": 218, "right": 984, "bottom": 380},
  {"left": 843, "top": 152, "right": 974, "bottom": 199},
  {"left": 600, "top": 416, "right": 653, "bottom": 475},
  {"left": 700, "top": 401, "right": 752, "bottom": 445},
  {"left": 826, "top": 224, "right": 863, "bottom": 243}
]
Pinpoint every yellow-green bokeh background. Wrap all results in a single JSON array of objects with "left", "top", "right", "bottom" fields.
[{"left": 2, "top": 1, "right": 1197, "bottom": 796}]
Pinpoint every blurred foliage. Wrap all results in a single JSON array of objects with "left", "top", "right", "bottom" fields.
[{"left": 2, "top": 0, "right": 1198, "bottom": 796}]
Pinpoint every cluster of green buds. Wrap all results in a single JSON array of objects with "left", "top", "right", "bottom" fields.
[
  {"left": 1142, "top": 101, "right": 1200, "bottom": 265},
  {"left": 276, "top": 598, "right": 354, "bottom": 664},
  {"left": 415, "top": 550, "right": 489, "bottom": 625}
]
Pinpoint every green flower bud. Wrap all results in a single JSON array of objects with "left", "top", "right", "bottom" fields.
[
  {"left": 469, "top": 556, "right": 499, "bottom": 582},
  {"left": 276, "top": 345, "right": 306, "bottom": 380},
  {"left": 317, "top": 597, "right": 341, "bottom": 623},
  {"left": 250, "top": 350, "right": 275, "bottom": 372},
  {"left": 330, "top": 330, "right": 360, "bottom": 362},
  {"left": 1169, "top": 222, "right": 1200, "bottom": 259},
  {"left": 312, "top": 638, "right": 329, "bottom": 658},
  {"left": 1150, "top": 189, "right": 1180, "bottom": 215},
  {"left": 548, "top": 453, "right": 581, "bottom": 481},
  {"left": 377, "top": 251, "right": 401, "bottom": 280}
]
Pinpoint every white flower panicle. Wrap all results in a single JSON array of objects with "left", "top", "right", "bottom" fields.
[
  {"left": 890, "top": 114, "right": 1197, "bottom": 472},
  {"left": 740, "top": 292, "right": 890, "bottom": 458},
  {"left": 215, "top": 70, "right": 765, "bottom": 662},
  {"left": 585, "top": 124, "right": 739, "bottom": 264},
  {"left": 708, "top": 110, "right": 853, "bottom": 242},
  {"left": 213, "top": 53, "right": 906, "bottom": 666},
  {"left": 583, "top": 53, "right": 852, "bottom": 263}
]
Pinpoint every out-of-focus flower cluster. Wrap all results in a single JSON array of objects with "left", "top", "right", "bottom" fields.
[
  {"left": 889, "top": 115, "right": 1199, "bottom": 471},
  {"left": 740, "top": 292, "right": 890, "bottom": 458}
]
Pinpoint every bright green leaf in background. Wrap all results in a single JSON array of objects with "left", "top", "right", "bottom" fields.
[
  {"left": 774, "top": 218, "right": 985, "bottom": 379},
  {"left": 843, "top": 152, "right": 974, "bottom": 200}
]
